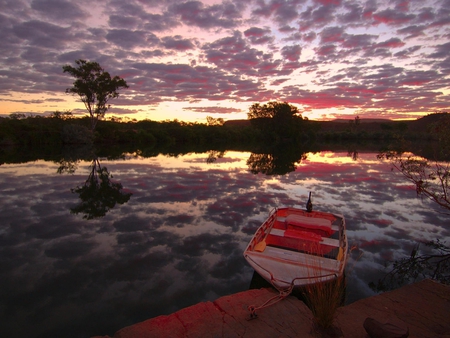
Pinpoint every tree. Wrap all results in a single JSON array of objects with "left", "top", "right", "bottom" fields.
[
  {"left": 51, "top": 110, "right": 73, "bottom": 120},
  {"left": 247, "top": 101, "right": 301, "bottom": 120},
  {"left": 206, "top": 116, "right": 224, "bottom": 126},
  {"left": 247, "top": 101, "right": 304, "bottom": 142},
  {"left": 63, "top": 59, "right": 129, "bottom": 131}
]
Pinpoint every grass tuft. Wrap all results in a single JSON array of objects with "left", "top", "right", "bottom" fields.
[
  {"left": 300, "top": 241, "right": 347, "bottom": 330},
  {"left": 303, "top": 275, "right": 346, "bottom": 329}
]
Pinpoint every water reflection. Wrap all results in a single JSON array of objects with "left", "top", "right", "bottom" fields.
[
  {"left": 0, "top": 149, "right": 448, "bottom": 338},
  {"left": 247, "top": 146, "right": 308, "bottom": 175},
  {"left": 57, "top": 154, "right": 132, "bottom": 220},
  {"left": 70, "top": 158, "right": 132, "bottom": 219}
]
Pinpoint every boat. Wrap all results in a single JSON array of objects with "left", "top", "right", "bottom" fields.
[{"left": 243, "top": 199, "right": 347, "bottom": 290}]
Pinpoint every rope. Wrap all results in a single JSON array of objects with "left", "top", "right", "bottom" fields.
[{"left": 247, "top": 283, "right": 295, "bottom": 320}]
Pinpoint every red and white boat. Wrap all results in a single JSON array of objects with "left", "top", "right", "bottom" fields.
[{"left": 244, "top": 204, "right": 348, "bottom": 290}]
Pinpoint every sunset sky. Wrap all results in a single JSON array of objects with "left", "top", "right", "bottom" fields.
[{"left": 1, "top": 0, "right": 449, "bottom": 122}]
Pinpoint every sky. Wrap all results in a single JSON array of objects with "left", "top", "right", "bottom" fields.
[{"left": 1, "top": 0, "right": 449, "bottom": 123}]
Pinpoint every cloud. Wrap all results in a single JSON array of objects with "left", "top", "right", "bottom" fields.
[
  {"left": 106, "top": 29, "right": 159, "bottom": 49},
  {"left": 244, "top": 26, "right": 274, "bottom": 45},
  {"left": 12, "top": 20, "right": 75, "bottom": 49},
  {"left": 372, "top": 8, "right": 416, "bottom": 26},
  {"left": 183, "top": 106, "right": 243, "bottom": 114},
  {"left": 161, "top": 35, "right": 196, "bottom": 51},
  {"left": 281, "top": 44, "right": 301, "bottom": 62},
  {"left": 30, "top": 0, "right": 87, "bottom": 22},
  {"left": 170, "top": 0, "right": 243, "bottom": 29}
]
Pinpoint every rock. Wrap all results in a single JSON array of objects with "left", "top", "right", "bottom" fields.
[{"left": 363, "top": 317, "right": 409, "bottom": 338}]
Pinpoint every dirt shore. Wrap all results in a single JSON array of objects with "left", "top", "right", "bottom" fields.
[{"left": 94, "top": 279, "right": 450, "bottom": 338}]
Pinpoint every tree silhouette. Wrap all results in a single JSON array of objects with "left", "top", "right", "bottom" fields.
[
  {"left": 63, "top": 59, "right": 128, "bottom": 131},
  {"left": 247, "top": 101, "right": 305, "bottom": 142}
]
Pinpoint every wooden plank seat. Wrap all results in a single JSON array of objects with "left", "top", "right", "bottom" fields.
[
  {"left": 285, "top": 214, "right": 335, "bottom": 236},
  {"left": 266, "top": 228, "right": 340, "bottom": 255}
]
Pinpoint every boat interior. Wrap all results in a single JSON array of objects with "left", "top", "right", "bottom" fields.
[{"left": 252, "top": 208, "right": 345, "bottom": 261}]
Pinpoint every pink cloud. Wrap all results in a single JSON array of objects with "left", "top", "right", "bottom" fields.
[{"left": 372, "top": 8, "right": 415, "bottom": 26}]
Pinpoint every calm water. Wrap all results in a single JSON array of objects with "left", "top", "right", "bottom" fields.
[{"left": 0, "top": 149, "right": 448, "bottom": 338}]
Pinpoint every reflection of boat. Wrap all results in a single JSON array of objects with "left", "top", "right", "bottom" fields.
[{"left": 244, "top": 206, "right": 347, "bottom": 289}]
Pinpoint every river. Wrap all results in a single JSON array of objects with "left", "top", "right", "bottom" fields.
[{"left": 0, "top": 148, "right": 448, "bottom": 338}]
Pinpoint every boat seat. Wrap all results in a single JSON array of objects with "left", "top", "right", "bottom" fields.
[
  {"left": 269, "top": 228, "right": 340, "bottom": 248},
  {"left": 277, "top": 216, "right": 339, "bottom": 232},
  {"left": 285, "top": 214, "right": 334, "bottom": 236}
]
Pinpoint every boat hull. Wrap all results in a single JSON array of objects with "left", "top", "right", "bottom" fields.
[{"left": 244, "top": 207, "right": 347, "bottom": 289}]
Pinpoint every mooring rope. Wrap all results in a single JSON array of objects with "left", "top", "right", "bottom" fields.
[{"left": 247, "top": 282, "right": 295, "bottom": 320}]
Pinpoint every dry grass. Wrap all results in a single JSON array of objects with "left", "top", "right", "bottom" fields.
[
  {"left": 303, "top": 274, "right": 346, "bottom": 329},
  {"left": 300, "top": 242, "right": 347, "bottom": 330}
]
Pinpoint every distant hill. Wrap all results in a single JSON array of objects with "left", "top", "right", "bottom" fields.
[
  {"left": 224, "top": 113, "right": 449, "bottom": 133},
  {"left": 331, "top": 118, "right": 391, "bottom": 123}
]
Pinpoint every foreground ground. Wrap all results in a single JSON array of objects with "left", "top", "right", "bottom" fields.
[{"left": 94, "top": 279, "right": 450, "bottom": 338}]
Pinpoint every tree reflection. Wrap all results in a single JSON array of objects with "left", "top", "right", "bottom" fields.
[
  {"left": 247, "top": 147, "right": 307, "bottom": 175},
  {"left": 57, "top": 158, "right": 79, "bottom": 174},
  {"left": 206, "top": 150, "right": 225, "bottom": 164},
  {"left": 70, "top": 158, "right": 132, "bottom": 220},
  {"left": 369, "top": 240, "right": 450, "bottom": 292},
  {"left": 347, "top": 149, "right": 359, "bottom": 161}
]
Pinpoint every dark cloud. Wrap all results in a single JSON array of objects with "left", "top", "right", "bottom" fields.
[
  {"left": 320, "top": 26, "right": 345, "bottom": 44},
  {"left": 170, "top": 0, "right": 243, "bottom": 29},
  {"left": 372, "top": 8, "right": 416, "bottom": 26},
  {"left": 12, "top": 20, "right": 75, "bottom": 49},
  {"left": 429, "top": 42, "right": 450, "bottom": 59},
  {"left": 281, "top": 44, "right": 301, "bottom": 61},
  {"left": 251, "top": 0, "right": 304, "bottom": 23},
  {"left": 337, "top": 1, "right": 363, "bottom": 25},
  {"left": 161, "top": 35, "right": 196, "bottom": 51},
  {"left": 298, "top": 3, "right": 336, "bottom": 31},
  {"left": 108, "top": 15, "right": 139, "bottom": 29},
  {"left": 106, "top": 29, "right": 159, "bottom": 49},
  {"left": 30, "top": 0, "right": 87, "bottom": 22},
  {"left": 374, "top": 37, "right": 405, "bottom": 49},
  {"left": 397, "top": 25, "right": 427, "bottom": 39},
  {"left": 244, "top": 26, "right": 274, "bottom": 45}
]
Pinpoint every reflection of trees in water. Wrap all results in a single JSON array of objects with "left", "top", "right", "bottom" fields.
[
  {"left": 57, "top": 153, "right": 132, "bottom": 220},
  {"left": 57, "top": 159, "right": 79, "bottom": 174},
  {"left": 347, "top": 150, "right": 359, "bottom": 161},
  {"left": 373, "top": 117, "right": 450, "bottom": 291},
  {"left": 247, "top": 148, "right": 307, "bottom": 175},
  {"left": 370, "top": 240, "right": 450, "bottom": 292},
  {"left": 70, "top": 158, "right": 132, "bottom": 219},
  {"left": 206, "top": 150, "right": 225, "bottom": 164}
]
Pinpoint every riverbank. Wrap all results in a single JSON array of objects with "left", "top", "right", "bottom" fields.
[{"left": 94, "top": 279, "right": 449, "bottom": 337}]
